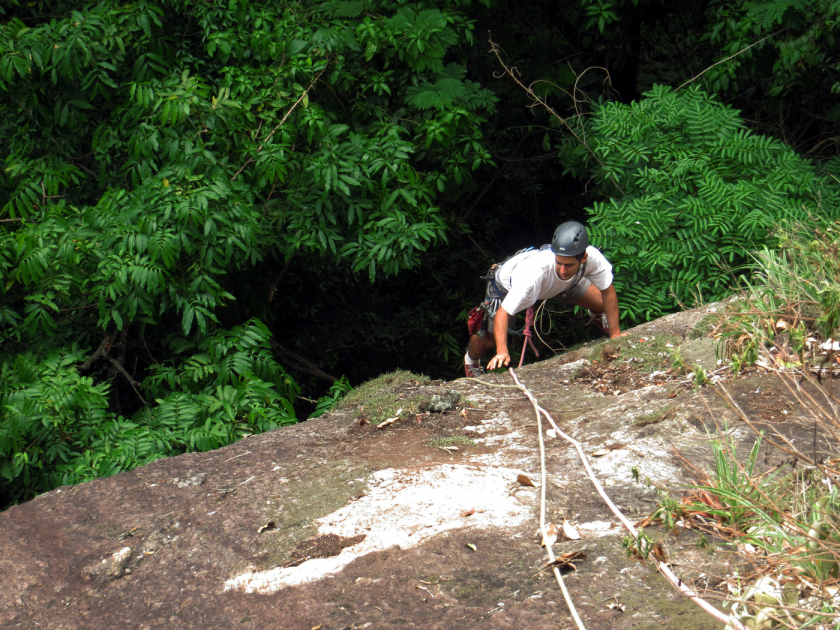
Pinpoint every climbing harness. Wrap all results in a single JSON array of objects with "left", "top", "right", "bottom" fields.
[{"left": 463, "top": 371, "right": 747, "bottom": 630}]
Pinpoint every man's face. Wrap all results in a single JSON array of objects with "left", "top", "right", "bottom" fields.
[{"left": 554, "top": 253, "right": 586, "bottom": 280}]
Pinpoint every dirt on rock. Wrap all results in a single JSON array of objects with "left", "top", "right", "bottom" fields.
[{"left": 1, "top": 301, "right": 837, "bottom": 630}]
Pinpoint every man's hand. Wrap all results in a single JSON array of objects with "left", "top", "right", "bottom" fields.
[
  {"left": 486, "top": 352, "right": 511, "bottom": 370},
  {"left": 599, "top": 285, "right": 623, "bottom": 337},
  {"left": 610, "top": 331, "right": 631, "bottom": 339}
]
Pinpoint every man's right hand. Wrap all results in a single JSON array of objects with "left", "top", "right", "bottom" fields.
[{"left": 486, "top": 351, "right": 511, "bottom": 370}]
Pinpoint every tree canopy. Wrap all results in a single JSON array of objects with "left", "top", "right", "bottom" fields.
[
  {"left": 2, "top": 0, "right": 840, "bottom": 507},
  {"left": 0, "top": 0, "right": 496, "bottom": 506}
]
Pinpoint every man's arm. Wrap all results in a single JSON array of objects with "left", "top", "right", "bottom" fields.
[
  {"left": 486, "top": 308, "right": 511, "bottom": 370},
  {"left": 600, "top": 284, "right": 623, "bottom": 339}
]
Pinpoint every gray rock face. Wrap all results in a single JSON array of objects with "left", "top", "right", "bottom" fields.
[{"left": 0, "top": 301, "right": 820, "bottom": 629}]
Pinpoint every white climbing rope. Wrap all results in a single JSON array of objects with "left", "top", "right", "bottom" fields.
[
  {"left": 530, "top": 371, "right": 588, "bottom": 630},
  {"left": 506, "top": 368, "right": 747, "bottom": 630}
]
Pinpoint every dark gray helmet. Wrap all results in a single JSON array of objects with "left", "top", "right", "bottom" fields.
[{"left": 551, "top": 221, "right": 588, "bottom": 255}]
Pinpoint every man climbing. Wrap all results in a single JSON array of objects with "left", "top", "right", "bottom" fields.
[{"left": 464, "top": 221, "right": 623, "bottom": 377}]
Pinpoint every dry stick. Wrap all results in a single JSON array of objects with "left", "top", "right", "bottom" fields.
[
  {"left": 79, "top": 333, "right": 116, "bottom": 372},
  {"left": 676, "top": 32, "right": 781, "bottom": 91},
  {"left": 715, "top": 382, "right": 833, "bottom": 471},
  {"left": 107, "top": 355, "right": 147, "bottom": 406},
  {"left": 222, "top": 451, "right": 252, "bottom": 463},
  {"left": 777, "top": 370, "right": 840, "bottom": 447},
  {"left": 230, "top": 66, "right": 328, "bottom": 182},
  {"left": 717, "top": 377, "right": 840, "bottom": 478},
  {"left": 487, "top": 35, "right": 625, "bottom": 198},
  {"left": 507, "top": 368, "right": 747, "bottom": 630},
  {"left": 777, "top": 365, "right": 840, "bottom": 426}
]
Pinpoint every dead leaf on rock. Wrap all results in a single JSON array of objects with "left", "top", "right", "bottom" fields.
[
  {"left": 668, "top": 393, "right": 677, "bottom": 399},
  {"left": 562, "top": 519, "right": 581, "bottom": 540},
  {"left": 593, "top": 444, "right": 624, "bottom": 457},
  {"left": 541, "top": 522, "right": 558, "bottom": 547},
  {"left": 461, "top": 509, "right": 476, "bottom": 517},
  {"left": 534, "top": 551, "right": 587, "bottom": 576},
  {"left": 460, "top": 408, "right": 468, "bottom": 417},
  {"left": 258, "top": 521, "right": 276, "bottom": 534},
  {"left": 634, "top": 516, "right": 653, "bottom": 528},
  {"left": 358, "top": 416, "right": 370, "bottom": 426},
  {"left": 311, "top": 625, "right": 322, "bottom": 630},
  {"left": 651, "top": 543, "right": 668, "bottom": 564},
  {"left": 377, "top": 416, "right": 399, "bottom": 429},
  {"left": 465, "top": 543, "right": 477, "bottom": 551},
  {"left": 517, "top": 473, "right": 536, "bottom": 487}
]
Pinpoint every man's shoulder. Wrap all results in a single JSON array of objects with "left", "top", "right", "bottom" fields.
[
  {"left": 585, "top": 246, "right": 610, "bottom": 265},
  {"left": 586, "top": 245, "right": 606, "bottom": 257}
]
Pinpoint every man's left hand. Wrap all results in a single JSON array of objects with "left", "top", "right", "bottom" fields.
[{"left": 486, "top": 352, "right": 511, "bottom": 370}]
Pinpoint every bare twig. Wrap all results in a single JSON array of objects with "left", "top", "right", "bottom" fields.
[
  {"left": 487, "top": 34, "right": 625, "bottom": 197},
  {"left": 465, "top": 232, "right": 495, "bottom": 261},
  {"left": 222, "top": 451, "right": 252, "bottom": 463},
  {"left": 72, "top": 161, "right": 97, "bottom": 178},
  {"left": 78, "top": 334, "right": 116, "bottom": 372},
  {"left": 143, "top": 338, "right": 160, "bottom": 365},
  {"left": 107, "top": 355, "right": 147, "bottom": 405},
  {"left": 230, "top": 65, "right": 328, "bottom": 182},
  {"left": 676, "top": 32, "right": 782, "bottom": 91}
]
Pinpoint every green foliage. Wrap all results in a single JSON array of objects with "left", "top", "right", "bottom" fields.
[
  {"left": 712, "top": 220, "right": 840, "bottom": 377},
  {"left": 0, "top": 319, "right": 296, "bottom": 506},
  {"left": 563, "top": 85, "right": 840, "bottom": 322},
  {"left": 705, "top": 0, "right": 840, "bottom": 103},
  {"left": 309, "top": 376, "right": 353, "bottom": 418},
  {"left": 0, "top": 0, "right": 495, "bottom": 506}
]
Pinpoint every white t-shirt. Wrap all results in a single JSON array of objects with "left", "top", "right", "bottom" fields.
[{"left": 497, "top": 246, "right": 613, "bottom": 316}]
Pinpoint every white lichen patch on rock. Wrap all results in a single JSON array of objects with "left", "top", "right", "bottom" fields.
[
  {"left": 224, "top": 464, "right": 534, "bottom": 594},
  {"left": 588, "top": 440, "right": 681, "bottom": 486},
  {"left": 471, "top": 411, "right": 536, "bottom": 468}
]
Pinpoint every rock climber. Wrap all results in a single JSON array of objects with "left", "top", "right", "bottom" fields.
[{"left": 464, "top": 221, "right": 624, "bottom": 377}]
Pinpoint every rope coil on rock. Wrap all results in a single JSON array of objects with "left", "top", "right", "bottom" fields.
[{"left": 464, "top": 371, "right": 746, "bottom": 630}]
